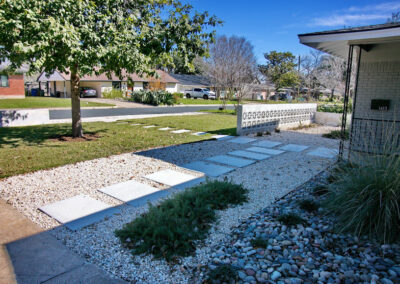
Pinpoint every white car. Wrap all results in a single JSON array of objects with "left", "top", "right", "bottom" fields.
[{"left": 185, "top": 88, "right": 216, "bottom": 100}]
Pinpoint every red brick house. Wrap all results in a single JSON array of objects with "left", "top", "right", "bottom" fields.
[{"left": 0, "top": 61, "right": 27, "bottom": 99}]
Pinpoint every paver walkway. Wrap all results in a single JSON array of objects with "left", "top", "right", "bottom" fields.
[{"left": 0, "top": 200, "right": 124, "bottom": 284}]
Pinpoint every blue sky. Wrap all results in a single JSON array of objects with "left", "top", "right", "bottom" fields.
[{"left": 185, "top": 0, "right": 400, "bottom": 63}]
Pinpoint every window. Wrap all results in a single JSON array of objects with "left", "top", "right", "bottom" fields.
[
  {"left": 194, "top": 88, "right": 201, "bottom": 92},
  {"left": 0, "top": 75, "right": 9, "bottom": 87},
  {"left": 112, "top": 81, "right": 121, "bottom": 89}
]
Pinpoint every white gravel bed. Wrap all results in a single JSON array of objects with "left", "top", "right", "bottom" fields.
[
  {"left": 0, "top": 153, "right": 202, "bottom": 229},
  {"left": 54, "top": 127, "right": 338, "bottom": 283},
  {"left": 0, "top": 126, "right": 340, "bottom": 283}
]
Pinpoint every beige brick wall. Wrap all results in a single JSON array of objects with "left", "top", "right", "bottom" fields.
[{"left": 350, "top": 43, "right": 400, "bottom": 154}]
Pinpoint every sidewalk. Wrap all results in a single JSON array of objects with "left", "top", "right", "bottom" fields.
[{"left": 0, "top": 200, "right": 125, "bottom": 284}]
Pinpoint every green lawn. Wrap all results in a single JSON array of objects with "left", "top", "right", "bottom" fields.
[
  {"left": 0, "top": 114, "right": 236, "bottom": 178},
  {"left": 200, "top": 109, "right": 236, "bottom": 115},
  {"left": 0, "top": 97, "right": 115, "bottom": 109},
  {"left": 177, "top": 98, "right": 237, "bottom": 105}
]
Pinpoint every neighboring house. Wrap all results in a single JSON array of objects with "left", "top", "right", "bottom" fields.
[
  {"left": 168, "top": 74, "right": 211, "bottom": 93},
  {"left": 299, "top": 22, "right": 400, "bottom": 157},
  {"left": 0, "top": 61, "right": 28, "bottom": 99},
  {"left": 37, "top": 70, "right": 179, "bottom": 98}
]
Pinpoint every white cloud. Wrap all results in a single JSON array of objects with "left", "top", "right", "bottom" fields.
[{"left": 309, "top": 1, "right": 400, "bottom": 27}]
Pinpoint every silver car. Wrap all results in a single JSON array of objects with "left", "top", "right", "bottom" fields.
[{"left": 79, "top": 87, "right": 97, "bottom": 98}]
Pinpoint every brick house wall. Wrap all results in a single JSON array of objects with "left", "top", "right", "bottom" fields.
[
  {"left": 0, "top": 74, "right": 25, "bottom": 98},
  {"left": 350, "top": 43, "right": 400, "bottom": 154}
]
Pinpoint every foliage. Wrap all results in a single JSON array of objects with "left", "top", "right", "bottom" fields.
[
  {"left": 259, "top": 51, "right": 300, "bottom": 92},
  {"left": 0, "top": 97, "right": 114, "bottom": 109},
  {"left": 324, "top": 156, "right": 400, "bottom": 243},
  {"left": 312, "top": 184, "right": 329, "bottom": 196},
  {"left": 115, "top": 181, "right": 248, "bottom": 260},
  {"left": 317, "top": 100, "right": 352, "bottom": 114},
  {"left": 0, "top": 0, "right": 220, "bottom": 136},
  {"left": 0, "top": 114, "right": 236, "bottom": 178},
  {"left": 322, "top": 130, "right": 349, "bottom": 140},
  {"left": 102, "top": 89, "right": 125, "bottom": 99},
  {"left": 299, "top": 199, "right": 319, "bottom": 212},
  {"left": 277, "top": 213, "right": 306, "bottom": 226},
  {"left": 206, "top": 264, "right": 238, "bottom": 283},
  {"left": 129, "top": 90, "right": 176, "bottom": 106},
  {"left": 251, "top": 237, "right": 269, "bottom": 248}
]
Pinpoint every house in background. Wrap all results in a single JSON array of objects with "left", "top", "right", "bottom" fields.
[
  {"left": 299, "top": 22, "right": 400, "bottom": 158},
  {"left": 0, "top": 61, "right": 28, "bottom": 99},
  {"left": 169, "top": 74, "right": 211, "bottom": 93},
  {"left": 37, "top": 70, "right": 179, "bottom": 98}
]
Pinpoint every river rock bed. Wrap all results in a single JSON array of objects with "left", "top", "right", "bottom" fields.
[{"left": 202, "top": 173, "right": 400, "bottom": 284}]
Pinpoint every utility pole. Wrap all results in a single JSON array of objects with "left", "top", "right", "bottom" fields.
[{"left": 297, "top": 55, "right": 301, "bottom": 98}]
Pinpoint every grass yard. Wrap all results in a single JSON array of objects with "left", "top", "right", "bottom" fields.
[
  {"left": 200, "top": 109, "right": 236, "bottom": 115},
  {"left": 0, "top": 97, "right": 115, "bottom": 109},
  {"left": 177, "top": 98, "right": 237, "bottom": 105},
  {"left": 0, "top": 114, "right": 236, "bottom": 178}
]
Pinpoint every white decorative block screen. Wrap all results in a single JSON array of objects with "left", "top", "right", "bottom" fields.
[{"left": 237, "top": 103, "right": 317, "bottom": 135}]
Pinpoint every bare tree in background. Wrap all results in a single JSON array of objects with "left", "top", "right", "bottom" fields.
[
  {"left": 387, "top": 11, "right": 400, "bottom": 23},
  {"left": 204, "top": 35, "right": 258, "bottom": 110},
  {"left": 300, "top": 50, "right": 323, "bottom": 99},
  {"left": 317, "top": 55, "right": 346, "bottom": 101}
]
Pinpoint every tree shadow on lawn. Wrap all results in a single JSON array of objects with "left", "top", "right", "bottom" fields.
[{"left": 0, "top": 125, "right": 107, "bottom": 148}]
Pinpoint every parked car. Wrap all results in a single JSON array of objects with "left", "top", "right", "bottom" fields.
[
  {"left": 185, "top": 88, "right": 216, "bottom": 100},
  {"left": 271, "top": 93, "right": 292, "bottom": 101},
  {"left": 79, "top": 87, "right": 97, "bottom": 98}
]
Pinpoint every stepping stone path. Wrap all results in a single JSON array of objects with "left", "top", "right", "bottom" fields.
[
  {"left": 98, "top": 180, "right": 161, "bottom": 203},
  {"left": 39, "top": 195, "right": 119, "bottom": 231},
  {"left": 145, "top": 169, "right": 199, "bottom": 187},
  {"left": 131, "top": 123, "right": 142, "bottom": 126},
  {"left": 182, "top": 161, "right": 234, "bottom": 177},
  {"left": 228, "top": 137, "right": 257, "bottom": 144},
  {"left": 171, "top": 129, "right": 190, "bottom": 134},
  {"left": 307, "top": 147, "right": 338, "bottom": 159},
  {"left": 228, "top": 150, "right": 270, "bottom": 161},
  {"left": 279, "top": 143, "right": 309, "bottom": 152},
  {"left": 206, "top": 155, "right": 255, "bottom": 167},
  {"left": 212, "top": 135, "right": 234, "bottom": 140},
  {"left": 252, "top": 140, "right": 282, "bottom": 148},
  {"left": 158, "top": 127, "right": 173, "bottom": 131},
  {"left": 246, "top": 147, "right": 285, "bottom": 155},
  {"left": 143, "top": 125, "right": 156, "bottom": 128},
  {"left": 192, "top": 132, "right": 207, "bottom": 136}
]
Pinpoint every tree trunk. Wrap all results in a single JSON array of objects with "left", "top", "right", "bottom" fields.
[{"left": 70, "top": 68, "right": 83, "bottom": 138}]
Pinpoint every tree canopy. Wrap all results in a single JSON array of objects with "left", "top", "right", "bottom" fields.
[
  {"left": 0, "top": 0, "right": 220, "bottom": 136},
  {"left": 259, "top": 51, "right": 299, "bottom": 92}
]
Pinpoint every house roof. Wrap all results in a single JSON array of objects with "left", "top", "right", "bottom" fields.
[
  {"left": 168, "top": 73, "right": 211, "bottom": 86},
  {"left": 37, "top": 69, "right": 179, "bottom": 83},
  {"left": 298, "top": 22, "right": 400, "bottom": 58},
  {"left": 0, "top": 60, "right": 29, "bottom": 74}
]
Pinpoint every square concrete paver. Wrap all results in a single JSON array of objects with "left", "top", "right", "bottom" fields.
[
  {"left": 171, "top": 129, "right": 190, "bottom": 134},
  {"left": 39, "top": 195, "right": 119, "bottom": 230},
  {"left": 246, "top": 147, "right": 285, "bottom": 155},
  {"left": 192, "top": 132, "right": 207, "bottom": 136},
  {"left": 228, "top": 137, "right": 257, "bottom": 144},
  {"left": 307, "top": 147, "right": 338, "bottom": 159},
  {"left": 279, "top": 144, "right": 309, "bottom": 152},
  {"left": 145, "top": 169, "right": 199, "bottom": 186},
  {"left": 130, "top": 123, "right": 142, "bottom": 126},
  {"left": 228, "top": 150, "right": 270, "bottom": 161},
  {"left": 181, "top": 161, "right": 234, "bottom": 177},
  {"left": 173, "top": 177, "right": 206, "bottom": 190},
  {"left": 252, "top": 140, "right": 282, "bottom": 148},
  {"left": 158, "top": 127, "right": 173, "bottom": 131},
  {"left": 206, "top": 155, "right": 255, "bottom": 167},
  {"left": 98, "top": 180, "right": 161, "bottom": 203},
  {"left": 212, "top": 135, "right": 234, "bottom": 140},
  {"left": 143, "top": 125, "right": 156, "bottom": 128}
]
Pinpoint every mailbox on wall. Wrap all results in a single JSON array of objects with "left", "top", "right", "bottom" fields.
[{"left": 371, "top": 99, "right": 390, "bottom": 111}]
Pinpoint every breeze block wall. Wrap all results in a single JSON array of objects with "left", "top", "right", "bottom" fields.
[
  {"left": 350, "top": 43, "right": 400, "bottom": 154},
  {"left": 237, "top": 103, "right": 317, "bottom": 135},
  {"left": 0, "top": 74, "right": 25, "bottom": 98}
]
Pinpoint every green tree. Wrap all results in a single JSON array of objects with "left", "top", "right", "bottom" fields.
[
  {"left": 0, "top": 0, "right": 220, "bottom": 137},
  {"left": 259, "top": 51, "right": 299, "bottom": 92}
]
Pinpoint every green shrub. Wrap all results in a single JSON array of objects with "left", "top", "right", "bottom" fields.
[
  {"left": 317, "top": 100, "right": 352, "bottom": 114},
  {"left": 277, "top": 213, "right": 306, "bottom": 226},
  {"left": 115, "top": 181, "right": 248, "bottom": 260},
  {"left": 102, "top": 89, "right": 125, "bottom": 99},
  {"left": 251, "top": 237, "right": 269, "bottom": 248},
  {"left": 322, "top": 129, "right": 349, "bottom": 140},
  {"left": 324, "top": 156, "right": 400, "bottom": 243},
  {"left": 299, "top": 199, "right": 319, "bottom": 212},
  {"left": 206, "top": 264, "right": 238, "bottom": 283},
  {"left": 312, "top": 184, "right": 329, "bottom": 196},
  {"left": 129, "top": 90, "right": 176, "bottom": 106}
]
